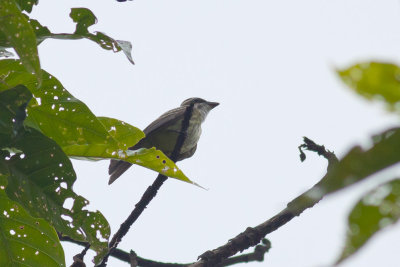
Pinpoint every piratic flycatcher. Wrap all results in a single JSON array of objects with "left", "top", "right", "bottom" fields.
[{"left": 108, "top": 97, "right": 219, "bottom": 184}]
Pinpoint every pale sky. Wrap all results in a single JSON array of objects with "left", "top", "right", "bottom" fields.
[{"left": 31, "top": 1, "right": 400, "bottom": 266}]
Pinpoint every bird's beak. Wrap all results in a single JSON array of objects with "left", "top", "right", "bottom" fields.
[{"left": 207, "top": 101, "right": 219, "bottom": 109}]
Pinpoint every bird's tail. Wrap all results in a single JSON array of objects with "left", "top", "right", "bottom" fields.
[{"left": 108, "top": 160, "right": 133, "bottom": 185}]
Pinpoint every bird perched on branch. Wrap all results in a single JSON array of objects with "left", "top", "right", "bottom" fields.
[{"left": 108, "top": 97, "right": 219, "bottom": 184}]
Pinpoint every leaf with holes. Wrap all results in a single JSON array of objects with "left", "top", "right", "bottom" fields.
[
  {"left": 0, "top": 173, "right": 65, "bottom": 267},
  {"left": 25, "top": 8, "right": 134, "bottom": 64},
  {"left": 338, "top": 62, "right": 400, "bottom": 110},
  {"left": 0, "top": 85, "right": 110, "bottom": 264},
  {"left": 0, "top": 0, "right": 41, "bottom": 81},
  {"left": 0, "top": 6, "right": 133, "bottom": 64},
  {"left": 24, "top": 16, "right": 51, "bottom": 45},
  {"left": 336, "top": 179, "right": 400, "bottom": 264},
  {"left": 68, "top": 8, "right": 134, "bottom": 64},
  {"left": 5, "top": 126, "right": 110, "bottom": 265},
  {"left": 97, "top": 117, "right": 144, "bottom": 150},
  {"left": 0, "top": 59, "right": 194, "bottom": 185}
]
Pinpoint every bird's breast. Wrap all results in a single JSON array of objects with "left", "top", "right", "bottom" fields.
[
  {"left": 166, "top": 116, "right": 202, "bottom": 154},
  {"left": 141, "top": 111, "right": 204, "bottom": 159},
  {"left": 182, "top": 121, "right": 202, "bottom": 152}
]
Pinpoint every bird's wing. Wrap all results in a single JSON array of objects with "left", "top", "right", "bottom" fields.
[
  {"left": 108, "top": 160, "right": 132, "bottom": 184},
  {"left": 108, "top": 105, "right": 187, "bottom": 184},
  {"left": 142, "top": 106, "right": 187, "bottom": 136}
]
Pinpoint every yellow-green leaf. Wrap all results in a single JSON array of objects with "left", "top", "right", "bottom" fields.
[{"left": 338, "top": 62, "right": 400, "bottom": 109}]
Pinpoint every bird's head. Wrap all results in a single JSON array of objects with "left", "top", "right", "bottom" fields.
[
  {"left": 181, "top": 97, "right": 219, "bottom": 111},
  {"left": 181, "top": 97, "right": 219, "bottom": 122}
]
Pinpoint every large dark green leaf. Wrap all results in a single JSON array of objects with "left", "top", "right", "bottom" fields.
[
  {"left": 0, "top": 173, "right": 65, "bottom": 267},
  {"left": 0, "top": 85, "right": 31, "bottom": 145},
  {"left": 5, "top": 128, "right": 110, "bottom": 264},
  {"left": 0, "top": 85, "right": 110, "bottom": 264},
  {"left": 337, "top": 179, "right": 400, "bottom": 264},
  {"left": 338, "top": 62, "right": 400, "bottom": 109},
  {"left": 0, "top": 59, "right": 195, "bottom": 185},
  {"left": 0, "top": 0, "right": 41, "bottom": 80}
]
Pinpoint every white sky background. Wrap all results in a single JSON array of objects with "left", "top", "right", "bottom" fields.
[{"left": 30, "top": 1, "right": 400, "bottom": 266}]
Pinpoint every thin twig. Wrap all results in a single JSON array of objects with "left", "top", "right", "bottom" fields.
[
  {"left": 98, "top": 103, "right": 196, "bottom": 266},
  {"left": 70, "top": 243, "right": 90, "bottom": 267},
  {"left": 216, "top": 239, "right": 271, "bottom": 267},
  {"left": 299, "top": 136, "right": 339, "bottom": 171}
]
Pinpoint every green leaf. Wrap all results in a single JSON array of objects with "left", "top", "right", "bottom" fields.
[
  {"left": 337, "top": 179, "right": 400, "bottom": 264},
  {"left": 0, "top": 59, "right": 194, "bottom": 185},
  {"left": 0, "top": 7, "right": 134, "bottom": 64},
  {"left": 70, "top": 8, "right": 97, "bottom": 34},
  {"left": 0, "top": 173, "right": 65, "bottom": 267},
  {"left": 0, "top": 85, "right": 32, "bottom": 143},
  {"left": 97, "top": 117, "right": 145, "bottom": 150},
  {"left": 68, "top": 8, "right": 134, "bottom": 64},
  {"left": 338, "top": 62, "right": 400, "bottom": 109},
  {"left": 0, "top": 0, "right": 41, "bottom": 81},
  {"left": 0, "top": 84, "right": 110, "bottom": 264},
  {"left": 4, "top": 129, "right": 110, "bottom": 264},
  {"left": 15, "top": 0, "right": 38, "bottom": 13},
  {"left": 25, "top": 16, "right": 51, "bottom": 45}
]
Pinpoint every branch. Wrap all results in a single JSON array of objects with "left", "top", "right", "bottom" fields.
[
  {"left": 217, "top": 239, "right": 271, "bottom": 267},
  {"left": 60, "top": 233, "right": 271, "bottom": 267},
  {"left": 299, "top": 136, "right": 339, "bottom": 171},
  {"left": 189, "top": 137, "right": 337, "bottom": 267},
  {"left": 70, "top": 243, "right": 90, "bottom": 267},
  {"left": 99, "top": 103, "right": 196, "bottom": 266},
  {"left": 59, "top": 233, "right": 189, "bottom": 267}
]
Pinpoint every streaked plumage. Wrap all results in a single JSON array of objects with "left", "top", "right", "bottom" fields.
[{"left": 108, "top": 97, "right": 218, "bottom": 184}]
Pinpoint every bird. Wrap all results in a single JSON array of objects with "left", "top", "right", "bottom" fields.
[{"left": 108, "top": 97, "right": 219, "bottom": 184}]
